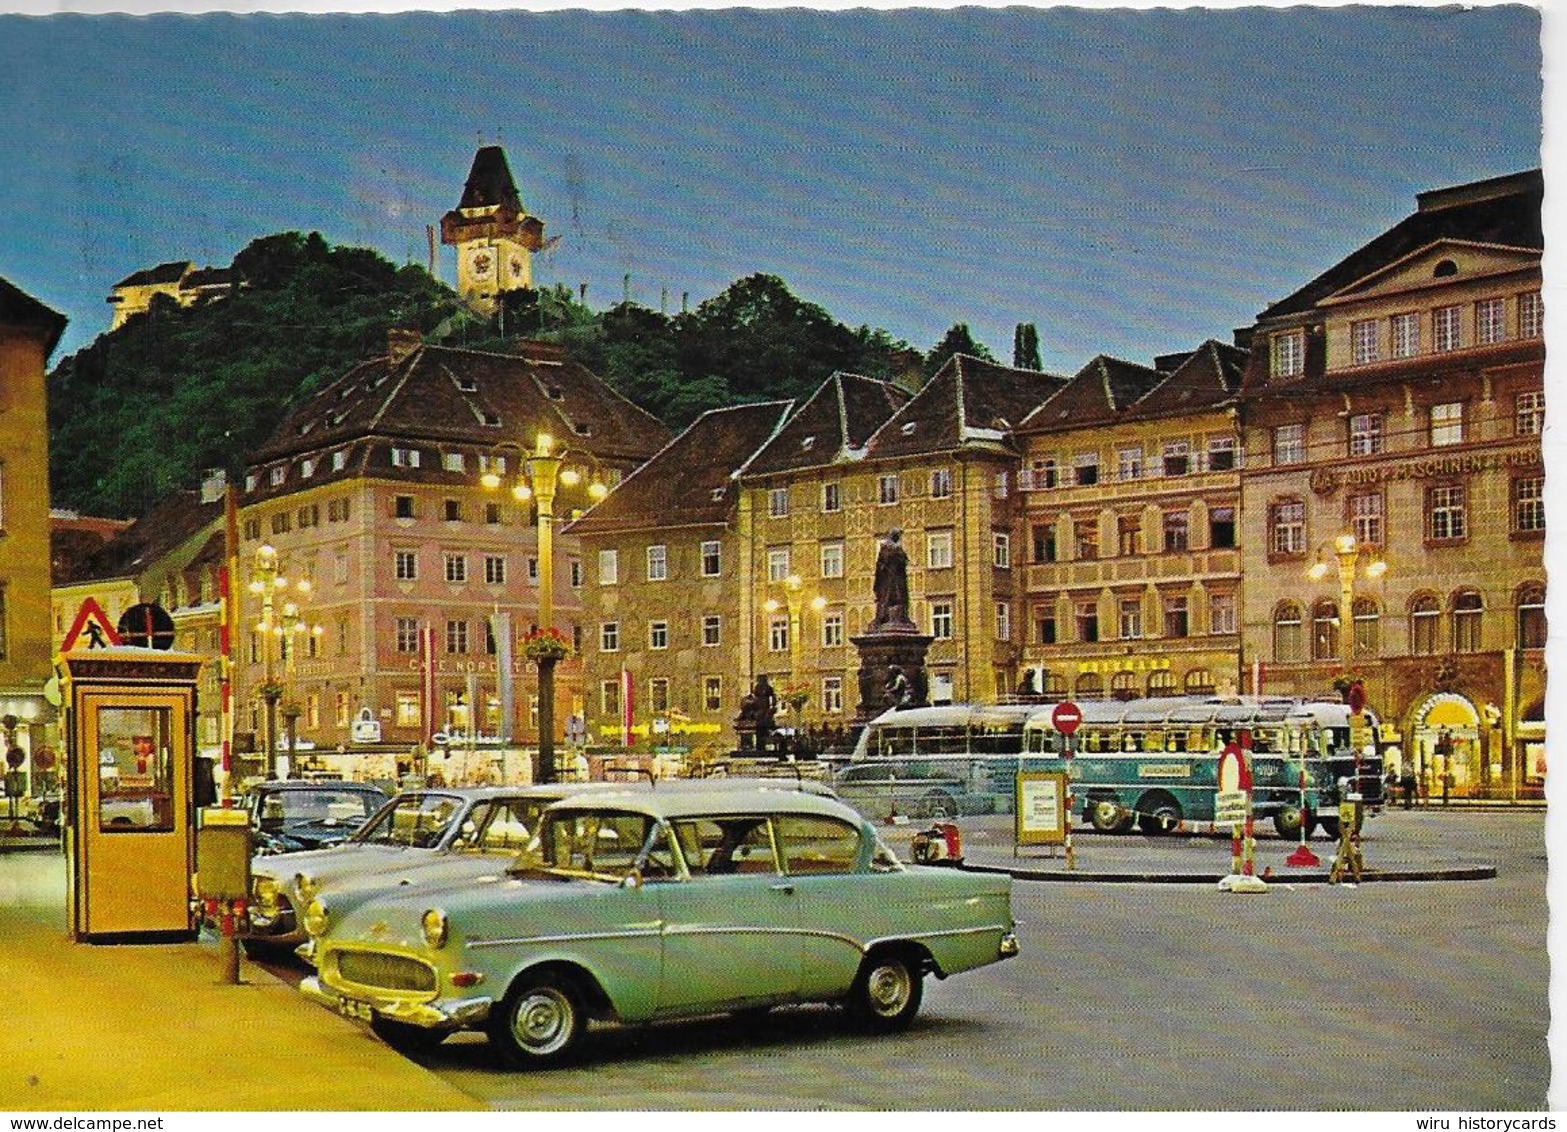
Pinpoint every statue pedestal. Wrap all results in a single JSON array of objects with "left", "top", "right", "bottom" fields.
[{"left": 852, "top": 631, "right": 934, "bottom": 726}]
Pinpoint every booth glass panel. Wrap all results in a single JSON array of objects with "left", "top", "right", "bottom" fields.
[{"left": 97, "top": 706, "right": 175, "bottom": 832}]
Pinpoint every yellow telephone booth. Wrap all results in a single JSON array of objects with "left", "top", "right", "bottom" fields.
[{"left": 59, "top": 649, "right": 203, "bottom": 942}]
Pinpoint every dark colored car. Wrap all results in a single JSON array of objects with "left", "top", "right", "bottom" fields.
[{"left": 243, "top": 780, "right": 390, "bottom": 855}]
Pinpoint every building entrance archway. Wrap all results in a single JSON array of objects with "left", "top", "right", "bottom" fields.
[{"left": 1408, "top": 692, "right": 1479, "bottom": 802}]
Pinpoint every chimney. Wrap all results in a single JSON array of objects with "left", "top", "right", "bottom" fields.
[
  {"left": 200, "top": 468, "right": 228, "bottom": 504},
  {"left": 387, "top": 327, "right": 423, "bottom": 365}
]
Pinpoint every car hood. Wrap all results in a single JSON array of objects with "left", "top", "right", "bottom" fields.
[{"left": 252, "top": 842, "right": 417, "bottom": 884}]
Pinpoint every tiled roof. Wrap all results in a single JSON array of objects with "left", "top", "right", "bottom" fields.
[
  {"left": 245, "top": 341, "right": 672, "bottom": 501},
  {"left": 0, "top": 274, "right": 68, "bottom": 352},
  {"left": 1256, "top": 169, "right": 1541, "bottom": 322},
  {"left": 67, "top": 489, "right": 223, "bottom": 585},
  {"left": 112, "top": 261, "right": 192, "bottom": 289},
  {"left": 744, "top": 372, "right": 908, "bottom": 476},
  {"left": 1128, "top": 340, "right": 1247, "bottom": 420},
  {"left": 1018, "top": 355, "right": 1166, "bottom": 432},
  {"left": 567, "top": 401, "right": 795, "bottom": 535},
  {"left": 866, "top": 355, "right": 1068, "bottom": 460},
  {"left": 455, "top": 146, "right": 523, "bottom": 213}
]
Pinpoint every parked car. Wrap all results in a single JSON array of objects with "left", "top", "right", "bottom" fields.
[
  {"left": 243, "top": 780, "right": 389, "bottom": 856},
  {"left": 300, "top": 787, "right": 1018, "bottom": 1066},
  {"left": 829, "top": 761, "right": 977, "bottom": 820}
]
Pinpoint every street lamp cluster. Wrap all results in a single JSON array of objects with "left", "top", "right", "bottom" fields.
[
  {"left": 249, "top": 542, "right": 321, "bottom": 778},
  {"left": 764, "top": 573, "right": 826, "bottom": 726},
  {"left": 1306, "top": 533, "right": 1387, "bottom": 663}
]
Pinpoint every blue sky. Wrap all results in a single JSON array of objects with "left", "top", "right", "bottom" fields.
[{"left": 0, "top": 5, "right": 1543, "bottom": 369}]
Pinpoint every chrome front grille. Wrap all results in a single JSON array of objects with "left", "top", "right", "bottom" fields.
[{"left": 334, "top": 950, "right": 437, "bottom": 993}]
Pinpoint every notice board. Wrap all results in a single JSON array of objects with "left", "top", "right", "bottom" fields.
[{"left": 1015, "top": 771, "right": 1069, "bottom": 846}]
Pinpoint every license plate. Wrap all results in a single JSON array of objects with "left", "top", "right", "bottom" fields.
[{"left": 337, "top": 996, "right": 373, "bottom": 1022}]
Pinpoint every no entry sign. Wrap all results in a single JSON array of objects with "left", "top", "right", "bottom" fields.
[{"left": 1051, "top": 700, "right": 1083, "bottom": 735}]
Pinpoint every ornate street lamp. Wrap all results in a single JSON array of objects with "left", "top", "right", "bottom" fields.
[
  {"left": 1307, "top": 533, "right": 1387, "bottom": 665},
  {"left": 763, "top": 573, "right": 826, "bottom": 726},
  {"left": 249, "top": 543, "right": 320, "bottom": 779}
]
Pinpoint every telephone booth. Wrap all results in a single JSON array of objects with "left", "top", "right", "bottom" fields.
[{"left": 59, "top": 649, "right": 203, "bottom": 942}]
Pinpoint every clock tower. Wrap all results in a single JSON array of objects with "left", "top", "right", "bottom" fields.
[{"left": 440, "top": 145, "right": 547, "bottom": 316}]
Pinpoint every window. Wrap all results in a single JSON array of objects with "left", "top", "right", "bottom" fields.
[
  {"left": 1163, "top": 595, "right": 1189, "bottom": 639},
  {"left": 993, "top": 471, "right": 1009, "bottom": 499},
  {"left": 821, "top": 676, "right": 843, "bottom": 715},
  {"left": 777, "top": 815, "right": 861, "bottom": 876},
  {"left": 1076, "top": 673, "right": 1104, "bottom": 700},
  {"left": 1209, "top": 506, "right": 1236, "bottom": 549},
  {"left": 996, "top": 602, "right": 1011, "bottom": 642},
  {"left": 821, "top": 612, "right": 844, "bottom": 648},
  {"left": 484, "top": 555, "right": 506, "bottom": 585},
  {"left": 927, "top": 530, "right": 954, "bottom": 570},
  {"left": 570, "top": 560, "right": 582, "bottom": 588},
  {"left": 1518, "top": 584, "right": 1546, "bottom": 649},
  {"left": 1391, "top": 311, "right": 1420, "bottom": 358},
  {"left": 821, "top": 482, "right": 841, "bottom": 513},
  {"left": 442, "top": 452, "right": 465, "bottom": 473},
  {"left": 484, "top": 502, "right": 501, "bottom": 525},
  {"left": 1311, "top": 599, "right": 1340, "bottom": 661},
  {"left": 1116, "top": 516, "right": 1141, "bottom": 557},
  {"left": 485, "top": 619, "right": 498, "bottom": 655},
  {"left": 446, "top": 620, "right": 469, "bottom": 654},
  {"left": 878, "top": 474, "right": 900, "bottom": 505},
  {"left": 268, "top": 466, "right": 285, "bottom": 487},
  {"left": 1034, "top": 458, "right": 1060, "bottom": 489},
  {"left": 1453, "top": 591, "right": 1483, "bottom": 653},
  {"left": 703, "top": 677, "right": 724, "bottom": 713},
  {"left": 600, "top": 622, "right": 619, "bottom": 652},
  {"left": 527, "top": 558, "right": 539, "bottom": 582},
  {"left": 1036, "top": 608, "right": 1057, "bottom": 645},
  {"left": 1206, "top": 437, "right": 1237, "bottom": 472},
  {"left": 600, "top": 680, "right": 621, "bottom": 717},
  {"left": 769, "top": 617, "right": 790, "bottom": 652},
  {"left": 332, "top": 449, "right": 349, "bottom": 472},
  {"left": 1273, "top": 603, "right": 1304, "bottom": 663},
  {"left": 1516, "top": 391, "right": 1544, "bottom": 436},
  {"left": 1271, "top": 500, "right": 1305, "bottom": 556},
  {"left": 931, "top": 602, "right": 954, "bottom": 640},
  {"left": 1075, "top": 600, "right": 1099, "bottom": 643},
  {"left": 1350, "top": 492, "right": 1384, "bottom": 546},
  {"left": 646, "top": 544, "right": 667, "bottom": 582},
  {"left": 1163, "top": 511, "right": 1190, "bottom": 553},
  {"left": 1514, "top": 476, "right": 1545, "bottom": 533},
  {"left": 1073, "top": 453, "right": 1099, "bottom": 486},
  {"left": 270, "top": 512, "right": 291, "bottom": 535},
  {"left": 701, "top": 540, "right": 721, "bottom": 577},
  {"left": 1410, "top": 595, "right": 1441, "bottom": 655},
  {"left": 1519, "top": 291, "right": 1544, "bottom": 338},
  {"left": 1351, "top": 319, "right": 1380, "bottom": 365},
  {"left": 649, "top": 621, "right": 668, "bottom": 650},
  {"left": 1272, "top": 330, "right": 1304, "bottom": 378},
  {"left": 930, "top": 468, "right": 952, "bottom": 498},
  {"left": 1348, "top": 413, "right": 1383, "bottom": 457},
  {"left": 395, "top": 692, "right": 421, "bottom": 729},
  {"left": 1109, "top": 671, "right": 1138, "bottom": 701},
  {"left": 598, "top": 549, "right": 618, "bottom": 585},
  {"left": 391, "top": 447, "right": 420, "bottom": 468},
  {"left": 1273, "top": 424, "right": 1306, "bottom": 465},
  {"left": 1477, "top": 297, "right": 1507, "bottom": 345},
  {"left": 394, "top": 550, "right": 417, "bottom": 580},
  {"left": 1209, "top": 593, "right": 1236, "bottom": 636},
  {"left": 328, "top": 498, "right": 351, "bottom": 523},
  {"left": 993, "top": 532, "right": 1011, "bottom": 569},
  {"left": 767, "top": 547, "right": 791, "bottom": 582},
  {"left": 1428, "top": 484, "right": 1467, "bottom": 541},
  {"left": 1432, "top": 305, "right": 1462, "bottom": 353},
  {"left": 395, "top": 617, "right": 420, "bottom": 654},
  {"left": 1119, "top": 598, "right": 1142, "bottom": 640},
  {"left": 394, "top": 495, "right": 415, "bottom": 519},
  {"left": 702, "top": 615, "right": 721, "bottom": 647},
  {"left": 820, "top": 541, "right": 844, "bottom": 579},
  {"left": 1033, "top": 523, "right": 1058, "bottom": 563},
  {"left": 768, "top": 487, "right": 790, "bottom": 518},
  {"left": 1430, "top": 402, "right": 1464, "bottom": 446},
  {"left": 443, "top": 499, "right": 462, "bottom": 522},
  {"left": 1074, "top": 518, "right": 1098, "bottom": 561},
  {"left": 444, "top": 553, "right": 467, "bottom": 583},
  {"left": 1161, "top": 441, "right": 1191, "bottom": 477},
  {"left": 1117, "top": 447, "right": 1143, "bottom": 481},
  {"left": 1353, "top": 597, "right": 1380, "bottom": 658}
]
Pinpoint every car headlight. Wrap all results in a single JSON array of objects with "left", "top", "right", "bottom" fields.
[
  {"left": 421, "top": 908, "right": 449, "bottom": 950},
  {"left": 303, "top": 898, "right": 329, "bottom": 938},
  {"left": 295, "top": 872, "right": 319, "bottom": 904},
  {"left": 254, "top": 877, "right": 281, "bottom": 918}
]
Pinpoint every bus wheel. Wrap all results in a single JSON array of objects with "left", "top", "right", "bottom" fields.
[
  {"left": 1089, "top": 800, "right": 1126, "bottom": 833},
  {"left": 918, "top": 789, "right": 955, "bottom": 819},
  {"left": 1138, "top": 794, "right": 1182, "bottom": 835},
  {"left": 1273, "top": 804, "right": 1312, "bottom": 840}
]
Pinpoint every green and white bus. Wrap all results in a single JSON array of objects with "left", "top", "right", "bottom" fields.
[{"left": 839, "top": 696, "right": 1384, "bottom": 838}]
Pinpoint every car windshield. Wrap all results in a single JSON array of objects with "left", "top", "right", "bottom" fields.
[
  {"left": 256, "top": 788, "right": 380, "bottom": 828},
  {"left": 512, "top": 810, "right": 661, "bottom": 882},
  {"left": 449, "top": 798, "right": 553, "bottom": 852},
  {"left": 349, "top": 793, "right": 464, "bottom": 848}
]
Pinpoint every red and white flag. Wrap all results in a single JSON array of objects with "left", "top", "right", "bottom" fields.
[
  {"left": 620, "top": 669, "right": 634, "bottom": 747},
  {"left": 421, "top": 625, "right": 439, "bottom": 744}
]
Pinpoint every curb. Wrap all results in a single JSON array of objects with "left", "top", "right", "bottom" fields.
[{"left": 960, "top": 862, "right": 1499, "bottom": 884}]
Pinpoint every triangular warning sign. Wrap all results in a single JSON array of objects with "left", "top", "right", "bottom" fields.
[{"left": 61, "top": 597, "right": 122, "bottom": 651}]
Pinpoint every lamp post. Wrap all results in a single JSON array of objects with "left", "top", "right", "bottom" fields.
[
  {"left": 249, "top": 544, "right": 320, "bottom": 779},
  {"left": 1307, "top": 533, "right": 1387, "bottom": 665},
  {"left": 483, "top": 434, "right": 607, "bottom": 784},
  {"left": 763, "top": 573, "right": 826, "bottom": 732}
]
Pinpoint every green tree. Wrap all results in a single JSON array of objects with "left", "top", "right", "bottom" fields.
[
  {"left": 925, "top": 323, "right": 995, "bottom": 379},
  {"left": 1013, "top": 322, "right": 1042, "bottom": 370}
]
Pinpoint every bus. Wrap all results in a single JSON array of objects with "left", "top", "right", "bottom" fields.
[{"left": 838, "top": 696, "right": 1384, "bottom": 838}]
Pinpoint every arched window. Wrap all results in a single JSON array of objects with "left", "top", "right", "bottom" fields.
[
  {"left": 1274, "top": 602, "right": 1304, "bottom": 662},
  {"left": 1184, "top": 668, "right": 1216, "bottom": 695},
  {"left": 1110, "top": 671, "right": 1139, "bottom": 701},
  {"left": 1312, "top": 599, "right": 1341, "bottom": 661},
  {"left": 1517, "top": 584, "right": 1546, "bottom": 650},
  {"left": 1352, "top": 596, "right": 1380, "bottom": 658},
  {"left": 1147, "top": 670, "right": 1177, "bottom": 696},
  {"left": 1075, "top": 672, "right": 1104, "bottom": 700},
  {"left": 1452, "top": 590, "right": 1484, "bottom": 653},
  {"left": 1409, "top": 593, "right": 1441, "bottom": 656},
  {"left": 1043, "top": 672, "right": 1067, "bottom": 696}
]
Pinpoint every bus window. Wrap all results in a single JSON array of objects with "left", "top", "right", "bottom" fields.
[{"left": 1165, "top": 730, "right": 1187, "bottom": 753}]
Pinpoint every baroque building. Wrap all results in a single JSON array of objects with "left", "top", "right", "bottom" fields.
[{"left": 1238, "top": 169, "right": 1543, "bottom": 800}]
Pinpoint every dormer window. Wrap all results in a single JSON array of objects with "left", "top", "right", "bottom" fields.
[
  {"left": 268, "top": 466, "right": 285, "bottom": 487},
  {"left": 801, "top": 436, "right": 815, "bottom": 450},
  {"left": 245, "top": 474, "right": 258, "bottom": 493},
  {"left": 711, "top": 487, "right": 726, "bottom": 502},
  {"left": 391, "top": 446, "right": 421, "bottom": 469},
  {"left": 332, "top": 449, "right": 349, "bottom": 471},
  {"left": 452, "top": 372, "right": 477, "bottom": 393},
  {"left": 573, "top": 423, "right": 592, "bottom": 436},
  {"left": 545, "top": 386, "right": 565, "bottom": 401},
  {"left": 300, "top": 457, "right": 316, "bottom": 479},
  {"left": 900, "top": 421, "right": 917, "bottom": 435},
  {"left": 474, "top": 408, "right": 501, "bottom": 427},
  {"left": 1434, "top": 259, "right": 1459, "bottom": 278}
]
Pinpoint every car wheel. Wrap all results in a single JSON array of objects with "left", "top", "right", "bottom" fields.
[
  {"left": 1138, "top": 794, "right": 1182, "bottom": 835},
  {"left": 489, "top": 975, "right": 585, "bottom": 1069},
  {"left": 1088, "top": 799, "right": 1126, "bottom": 833},
  {"left": 369, "top": 1016, "right": 447, "bottom": 1055},
  {"left": 847, "top": 949, "right": 924, "bottom": 1033}
]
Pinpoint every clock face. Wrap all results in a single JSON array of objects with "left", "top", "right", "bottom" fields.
[{"left": 471, "top": 251, "right": 492, "bottom": 278}]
